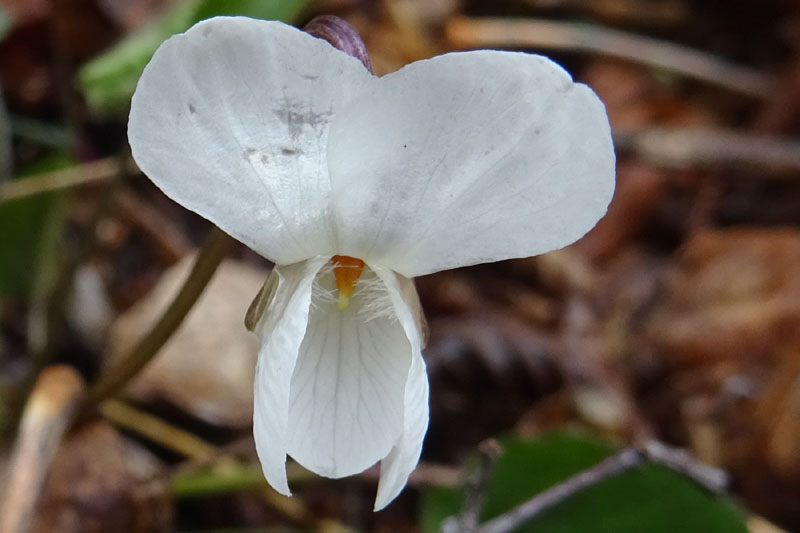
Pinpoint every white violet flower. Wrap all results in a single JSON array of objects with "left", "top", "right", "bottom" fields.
[{"left": 128, "top": 16, "right": 615, "bottom": 510}]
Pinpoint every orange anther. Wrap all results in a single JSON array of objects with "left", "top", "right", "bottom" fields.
[{"left": 331, "top": 255, "right": 365, "bottom": 310}]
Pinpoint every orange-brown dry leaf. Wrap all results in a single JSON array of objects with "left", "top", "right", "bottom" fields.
[
  {"left": 647, "top": 228, "right": 800, "bottom": 368},
  {"left": 753, "top": 347, "right": 800, "bottom": 475},
  {"left": 644, "top": 228, "right": 800, "bottom": 522}
]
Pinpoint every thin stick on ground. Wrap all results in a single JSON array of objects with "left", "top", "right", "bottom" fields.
[
  {"left": 446, "top": 16, "right": 774, "bottom": 98},
  {"left": 0, "top": 366, "right": 85, "bottom": 533},
  {"left": 0, "top": 157, "right": 137, "bottom": 202},
  {"left": 441, "top": 439, "right": 728, "bottom": 533},
  {"left": 442, "top": 439, "right": 504, "bottom": 533},
  {"left": 99, "top": 397, "right": 318, "bottom": 526},
  {"left": 100, "top": 398, "right": 217, "bottom": 460},
  {"left": 613, "top": 127, "right": 800, "bottom": 175},
  {"left": 477, "top": 448, "right": 642, "bottom": 533}
]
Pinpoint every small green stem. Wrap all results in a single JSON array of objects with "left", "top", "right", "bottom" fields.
[
  {"left": 172, "top": 462, "right": 268, "bottom": 498},
  {"left": 81, "top": 226, "right": 232, "bottom": 413}
]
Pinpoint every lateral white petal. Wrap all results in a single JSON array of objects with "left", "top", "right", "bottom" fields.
[
  {"left": 371, "top": 267, "right": 429, "bottom": 511},
  {"left": 129, "top": 17, "right": 374, "bottom": 264},
  {"left": 252, "top": 257, "right": 328, "bottom": 496},
  {"left": 285, "top": 265, "right": 413, "bottom": 478},
  {"left": 327, "top": 51, "right": 615, "bottom": 277}
]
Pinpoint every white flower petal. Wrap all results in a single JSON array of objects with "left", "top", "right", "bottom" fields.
[
  {"left": 371, "top": 267, "right": 429, "bottom": 511},
  {"left": 327, "top": 51, "right": 615, "bottom": 277},
  {"left": 129, "top": 17, "right": 374, "bottom": 265},
  {"left": 285, "top": 265, "right": 417, "bottom": 479},
  {"left": 252, "top": 257, "right": 329, "bottom": 496}
]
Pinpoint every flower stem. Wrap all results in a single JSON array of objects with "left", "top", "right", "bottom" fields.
[{"left": 81, "top": 226, "right": 233, "bottom": 415}]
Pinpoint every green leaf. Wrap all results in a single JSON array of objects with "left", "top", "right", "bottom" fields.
[
  {"left": 192, "top": 0, "right": 311, "bottom": 23},
  {"left": 421, "top": 432, "right": 748, "bottom": 533},
  {"left": 78, "top": 0, "right": 314, "bottom": 116},
  {"left": 0, "top": 154, "right": 74, "bottom": 297}
]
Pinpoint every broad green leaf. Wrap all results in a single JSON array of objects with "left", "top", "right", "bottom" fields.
[
  {"left": 79, "top": 0, "right": 313, "bottom": 116},
  {"left": 0, "top": 154, "right": 74, "bottom": 297},
  {"left": 421, "top": 432, "right": 747, "bottom": 533}
]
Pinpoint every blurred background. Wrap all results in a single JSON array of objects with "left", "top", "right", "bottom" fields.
[{"left": 1, "top": 0, "right": 800, "bottom": 532}]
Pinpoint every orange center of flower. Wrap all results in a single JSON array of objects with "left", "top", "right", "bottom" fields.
[{"left": 331, "top": 255, "right": 365, "bottom": 311}]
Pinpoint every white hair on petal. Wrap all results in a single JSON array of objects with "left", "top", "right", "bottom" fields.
[
  {"left": 310, "top": 262, "right": 336, "bottom": 310},
  {"left": 308, "top": 260, "right": 397, "bottom": 322},
  {"left": 355, "top": 271, "right": 397, "bottom": 323}
]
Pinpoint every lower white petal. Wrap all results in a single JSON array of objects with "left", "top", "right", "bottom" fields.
[
  {"left": 371, "top": 267, "right": 429, "bottom": 510},
  {"left": 374, "top": 351, "right": 428, "bottom": 510},
  {"left": 252, "top": 257, "right": 328, "bottom": 496},
  {"left": 253, "top": 258, "right": 428, "bottom": 507},
  {"left": 285, "top": 265, "right": 414, "bottom": 478}
]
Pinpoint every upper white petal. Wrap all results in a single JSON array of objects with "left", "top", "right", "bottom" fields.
[
  {"left": 128, "top": 17, "right": 374, "bottom": 264},
  {"left": 327, "top": 50, "right": 615, "bottom": 277},
  {"left": 252, "top": 257, "right": 328, "bottom": 496},
  {"left": 285, "top": 264, "right": 417, "bottom": 479},
  {"left": 371, "top": 267, "right": 429, "bottom": 511}
]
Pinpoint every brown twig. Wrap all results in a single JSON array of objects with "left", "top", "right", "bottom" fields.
[
  {"left": 100, "top": 399, "right": 316, "bottom": 526},
  {"left": 0, "top": 157, "right": 137, "bottom": 202},
  {"left": 0, "top": 366, "right": 85, "bottom": 533},
  {"left": 517, "top": 0, "right": 688, "bottom": 27},
  {"left": 100, "top": 398, "right": 217, "bottom": 460},
  {"left": 642, "top": 440, "right": 727, "bottom": 493},
  {"left": 613, "top": 127, "right": 800, "bottom": 176},
  {"left": 445, "top": 16, "right": 774, "bottom": 98},
  {"left": 747, "top": 515, "right": 790, "bottom": 533}
]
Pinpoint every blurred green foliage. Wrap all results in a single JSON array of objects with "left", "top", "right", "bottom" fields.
[
  {"left": 79, "top": 0, "right": 314, "bottom": 116},
  {"left": 0, "top": 5, "right": 9, "bottom": 39},
  {"left": 0, "top": 154, "right": 74, "bottom": 298},
  {"left": 0, "top": 3, "right": 10, "bottom": 181},
  {"left": 421, "top": 432, "right": 747, "bottom": 533}
]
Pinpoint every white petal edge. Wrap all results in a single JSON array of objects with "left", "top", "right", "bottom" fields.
[
  {"left": 253, "top": 256, "right": 329, "bottom": 496},
  {"left": 327, "top": 51, "right": 615, "bottom": 277},
  {"left": 372, "top": 266, "right": 429, "bottom": 510},
  {"left": 129, "top": 17, "right": 374, "bottom": 265},
  {"left": 285, "top": 264, "right": 415, "bottom": 479}
]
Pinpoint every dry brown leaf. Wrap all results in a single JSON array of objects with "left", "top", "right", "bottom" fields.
[
  {"left": 107, "top": 255, "right": 267, "bottom": 428},
  {"left": 31, "top": 422, "right": 170, "bottom": 533},
  {"left": 647, "top": 228, "right": 800, "bottom": 368}
]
